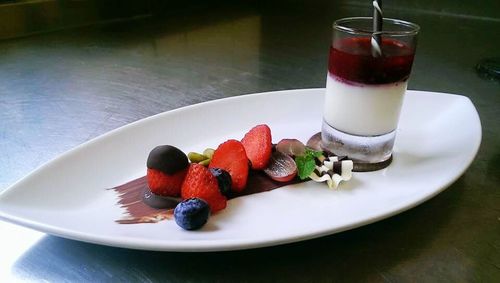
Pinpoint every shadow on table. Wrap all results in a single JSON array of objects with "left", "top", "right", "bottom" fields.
[{"left": 12, "top": 177, "right": 466, "bottom": 282}]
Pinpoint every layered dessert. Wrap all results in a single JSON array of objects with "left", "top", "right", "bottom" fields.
[
  {"left": 325, "top": 37, "right": 415, "bottom": 135},
  {"left": 323, "top": 37, "right": 416, "bottom": 162}
]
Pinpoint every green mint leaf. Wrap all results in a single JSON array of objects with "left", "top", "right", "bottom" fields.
[
  {"left": 298, "top": 159, "right": 316, "bottom": 179},
  {"left": 308, "top": 148, "right": 323, "bottom": 158},
  {"left": 295, "top": 148, "right": 322, "bottom": 180}
]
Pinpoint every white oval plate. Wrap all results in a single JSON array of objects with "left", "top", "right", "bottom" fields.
[{"left": 0, "top": 89, "right": 481, "bottom": 252}]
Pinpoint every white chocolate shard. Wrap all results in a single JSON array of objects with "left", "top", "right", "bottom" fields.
[
  {"left": 340, "top": 160, "right": 353, "bottom": 181},
  {"left": 309, "top": 157, "right": 354, "bottom": 189}
]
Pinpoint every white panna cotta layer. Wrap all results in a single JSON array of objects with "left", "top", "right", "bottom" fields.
[{"left": 324, "top": 74, "right": 408, "bottom": 136}]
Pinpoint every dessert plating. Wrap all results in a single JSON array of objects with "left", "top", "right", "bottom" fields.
[{"left": 112, "top": 126, "right": 354, "bottom": 230}]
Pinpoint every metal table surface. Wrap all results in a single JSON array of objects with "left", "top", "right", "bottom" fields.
[{"left": 1, "top": 2, "right": 499, "bottom": 282}]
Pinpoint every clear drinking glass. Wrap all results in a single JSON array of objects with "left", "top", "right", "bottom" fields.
[{"left": 321, "top": 17, "right": 419, "bottom": 170}]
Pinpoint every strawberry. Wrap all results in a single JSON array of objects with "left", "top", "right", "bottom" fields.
[
  {"left": 209, "top": 139, "right": 249, "bottom": 192},
  {"left": 241, "top": 124, "right": 272, "bottom": 170},
  {"left": 146, "top": 145, "right": 189, "bottom": 197},
  {"left": 147, "top": 168, "right": 187, "bottom": 197},
  {"left": 181, "top": 163, "right": 227, "bottom": 212}
]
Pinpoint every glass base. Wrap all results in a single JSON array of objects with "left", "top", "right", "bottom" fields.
[{"left": 321, "top": 119, "right": 395, "bottom": 168}]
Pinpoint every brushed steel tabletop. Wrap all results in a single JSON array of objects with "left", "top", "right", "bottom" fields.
[{"left": 1, "top": 1, "right": 499, "bottom": 282}]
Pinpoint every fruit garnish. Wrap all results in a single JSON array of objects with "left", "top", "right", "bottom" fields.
[
  {"left": 305, "top": 132, "right": 323, "bottom": 152},
  {"left": 241, "top": 124, "right": 272, "bottom": 170},
  {"left": 263, "top": 151, "right": 297, "bottom": 182},
  {"left": 275, "top": 139, "right": 306, "bottom": 157},
  {"left": 181, "top": 163, "right": 227, "bottom": 212},
  {"left": 146, "top": 145, "right": 189, "bottom": 196},
  {"left": 209, "top": 140, "right": 249, "bottom": 192},
  {"left": 209, "top": 168, "right": 232, "bottom": 197},
  {"left": 146, "top": 168, "right": 187, "bottom": 197},
  {"left": 174, "top": 198, "right": 210, "bottom": 230},
  {"left": 295, "top": 148, "right": 324, "bottom": 180}
]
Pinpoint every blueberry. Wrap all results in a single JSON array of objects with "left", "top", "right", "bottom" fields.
[
  {"left": 174, "top": 198, "right": 210, "bottom": 230},
  {"left": 209, "top": 168, "right": 232, "bottom": 197}
]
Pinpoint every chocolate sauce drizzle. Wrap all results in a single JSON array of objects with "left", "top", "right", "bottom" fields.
[
  {"left": 111, "top": 170, "right": 301, "bottom": 224},
  {"left": 110, "top": 177, "right": 172, "bottom": 224}
]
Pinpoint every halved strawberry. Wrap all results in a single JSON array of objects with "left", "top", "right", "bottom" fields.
[
  {"left": 209, "top": 139, "right": 249, "bottom": 192},
  {"left": 181, "top": 163, "right": 227, "bottom": 212},
  {"left": 241, "top": 124, "right": 272, "bottom": 170}
]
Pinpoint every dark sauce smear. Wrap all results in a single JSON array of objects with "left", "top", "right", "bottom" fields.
[
  {"left": 111, "top": 169, "right": 302, "bottom": 224},
  {"left": 111, "top": 177, "right": 173, "bottom": 224},
  {"left": 143, "top": 188, "right": 180, "bottom": 209}
]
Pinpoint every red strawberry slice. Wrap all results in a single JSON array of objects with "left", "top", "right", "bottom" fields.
[
  {"left": 181, "top": 163, "right": 227, "bottom": 212},
  {"left": 209, "top": 139, "right": 249, "bottom": 192},
  {"left": 241, "top": 124, "right": 272, "bottom": 170},
  {"left": 147, "top": 168, "right": 187, "bottom": 197}
]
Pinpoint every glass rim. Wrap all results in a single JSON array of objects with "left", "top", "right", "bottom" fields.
[{"left": 333, "top": 17, "right": 420, "bottom": 36}]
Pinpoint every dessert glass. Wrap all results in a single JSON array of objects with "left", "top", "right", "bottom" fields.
[{"left": 321, "top": 17, "right": 419, "bottom": 169}]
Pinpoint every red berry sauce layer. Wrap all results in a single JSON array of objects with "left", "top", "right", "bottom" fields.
[{"left": 328, "top": 37, "right": 415, "bottom": 85}]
